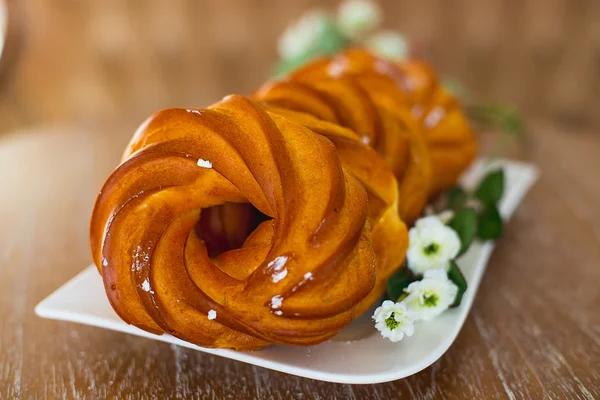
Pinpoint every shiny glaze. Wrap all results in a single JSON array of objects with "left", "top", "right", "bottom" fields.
[
  {"left": 90, "top": 50, "right": 476, "bottom": 350},
  {"left": 286, "top": 48, "right": 477, "bottom": 198},
  {"left": 91, "top": 96, "right": 379, "bottom": 349},
  {"left": 254, "top": 76, "right": 431, "bottom": 225},
  {"left": 252, "top": 48, "right": 476, "bottom": 322}
]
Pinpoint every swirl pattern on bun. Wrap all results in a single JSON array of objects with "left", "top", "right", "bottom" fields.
[
  {"left": 91, "top": 95, "right": 404, "bottom": 349},
  {"left": 90, "top": 50, "right": 476, "bottom": 350}
]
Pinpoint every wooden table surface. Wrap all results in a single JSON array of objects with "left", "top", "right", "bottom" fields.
[{"left": 1, "top": 120, "right": 599, "bottom": 399}]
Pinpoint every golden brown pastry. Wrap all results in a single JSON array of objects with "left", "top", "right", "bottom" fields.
[
  {"left": 90, "top": 95, "right": 405, "bottom": 349},
  {"left": 251, "top": 106, "right": 409, "bottom": 317},
  {"left": 253, "top": 75, "right": 431, "bottom": 225},
  {"left": 90, "top": 50, "right": 476, "bottom": 350},
  {"left": 285, "top": 48, "right": 477, "bottom": 197},
  {"left": 252, "top": 49, "right": 476, "bottom": 317}
]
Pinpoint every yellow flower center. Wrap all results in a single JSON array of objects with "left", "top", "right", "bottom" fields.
[
  {"left": 424, "top": 242, "right": 439, "bottom": 255},
  {"left": 423, "top": 292, "right": 439, "bottom": 307},
  {"left": 385, "top": 312, "right": 400, "bottom": 329}
]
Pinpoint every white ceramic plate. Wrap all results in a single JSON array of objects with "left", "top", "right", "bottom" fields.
[{"left": 35, "top": 159, "right": 539, "bottom": 384}]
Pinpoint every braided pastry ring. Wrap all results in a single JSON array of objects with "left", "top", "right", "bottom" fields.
[
  {"left": 289, "top": 48, "right": 477, "bottom": 196},
  {"left": 90, "top": 95, "right": 381, "bottom": 350}
]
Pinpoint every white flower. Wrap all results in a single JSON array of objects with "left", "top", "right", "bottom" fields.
[
  {"left": 364, "top": 31, "right": 408, "bottom": 60},
  {"left": 277, "top": 10, "right": 329, "bottom": 60},
  {"left": 407, "top": 215, "right": 461, "bottom": 274},
  {"left": 402, "top": 269, "right": 458, "bottom": 320},
  {"left": 372, "top": 300, "right": 415, "bottom": 342},
  {"left": 337, "top": 0, "right": 381, "bottom": 39}
]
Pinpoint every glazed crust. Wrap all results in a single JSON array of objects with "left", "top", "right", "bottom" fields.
[
  {"left": 254, "top": 75, "right": 431, "bottom": 225},
  {"left": 90, "top": 50, "right": 476, "bottom": 350},
  {"left": 91, "top": 96, "right": 387, "bottom": 349},
  {"left": 287, "top": 48, "right": 477, "bottom": 198}
]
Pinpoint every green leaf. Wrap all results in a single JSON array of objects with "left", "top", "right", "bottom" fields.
[
  {"left": 499, "top": 107, "right": 525, "bottom": 135},
  {"left": 449, "top": 207, "right": 477, "bottom": 256},
  {"left": 477, "top": 206, "right": 503, "bottom": 240},
  {"left": 271, "top": 18, "right": 349, "bottom": 78},
  {"left": 447, "top": 261, "right": 467, "bottom": 307},
  {"left": 386, "top": 266, "right": 417, "bottom": 301},
  {"left": 474, "top": 169, "right": 504, "bottom": 207},
  {"left": 312, "top": 19, "right": 349, "bottom": 56},
  {"left": 272, "top": 56, "right": 312, "bottom": 77},
  {"left": 447, "top": 186, "right": 468, "bottom": 211},
  {"left": 466, "top": 102, "right": 525, "bottom": 136},
  {"left": 442, "top": 78, "right": 468, "bottom": 99}
]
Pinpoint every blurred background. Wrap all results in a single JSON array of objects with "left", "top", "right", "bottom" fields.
[{"left": 0, "top": 0, "right": 599, "bottom": 136}]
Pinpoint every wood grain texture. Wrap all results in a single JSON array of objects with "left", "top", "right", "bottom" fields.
[
  {"left": 0, "top": 120, "right": 598, "bottom": 399},
  {"left": 0, "top": 0, "right": 599, "bottom": 136}
]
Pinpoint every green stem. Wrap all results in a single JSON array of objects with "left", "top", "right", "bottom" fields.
[{"left": 466, "top": 102, "right": 526, "bottom": 162}]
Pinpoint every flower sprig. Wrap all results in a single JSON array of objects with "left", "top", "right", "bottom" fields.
[{"left": 375, "top": 168, "right": 505, "bottom": 342}]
